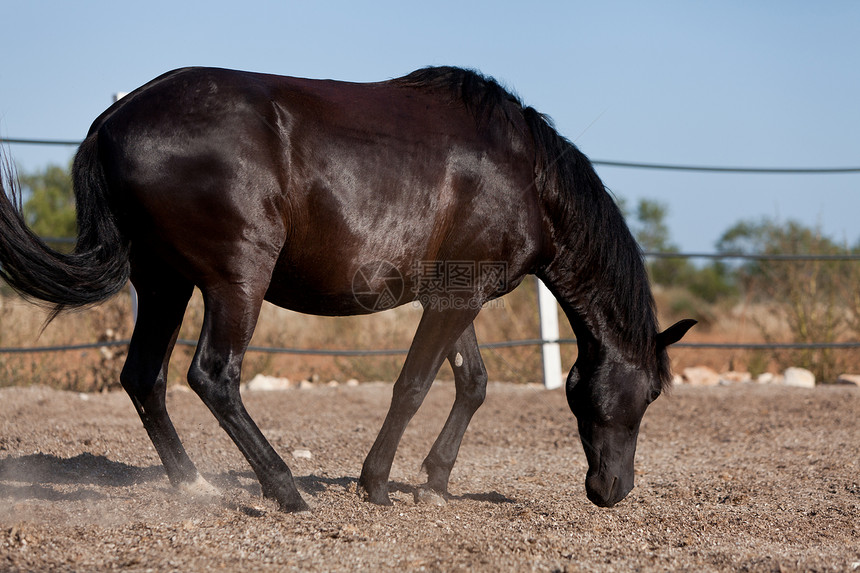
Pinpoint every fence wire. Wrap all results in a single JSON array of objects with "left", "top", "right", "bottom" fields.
[
  {"left": 5, "top": 135, "right": 860, "bottom": 174},
  {"left": 2, "top": 246, "right": 860, "bottom": 355},
  {"left": 4, "top": 336, "right": 860, "bottom": 356}
]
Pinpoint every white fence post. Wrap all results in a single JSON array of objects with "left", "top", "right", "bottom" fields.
[{"left": 536, "top": 278, "right": 563, "bottom": 389}]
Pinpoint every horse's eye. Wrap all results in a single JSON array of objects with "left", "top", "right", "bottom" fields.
[{"left": 648, "top": 389, "right": 661, "bottom": 403}]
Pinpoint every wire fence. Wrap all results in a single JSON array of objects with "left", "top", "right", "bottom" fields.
[
  {"left": 4, "top": 336, "right": 860, "bottom": 356},
  {"left": 4, "top": 136, "right": 860, "bottom": 174},
  {"left": 4, "top": 250, "right": 860, "bottom": 356},
  {"left": 2, "top": 135, "right": 860, "bottom": 357}
]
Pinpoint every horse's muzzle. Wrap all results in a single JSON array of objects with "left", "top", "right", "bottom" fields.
[{"left": 585, "top": 471, "right": 632, "bottom": 508}]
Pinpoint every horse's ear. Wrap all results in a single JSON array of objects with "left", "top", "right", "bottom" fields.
[{"left": 657, "top": 319, "right": 697, "bottom": 349}]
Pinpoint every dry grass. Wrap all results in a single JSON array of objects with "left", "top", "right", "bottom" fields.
[
  {"left": 2, "top": 279, "right": 858, "bottom": 391},
  {"left": 0, "top": 278, "right": 554, "bottom": 391}
]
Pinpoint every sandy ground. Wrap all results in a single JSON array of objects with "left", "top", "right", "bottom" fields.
[{"left": 0, "top": 381, "right": 858, "bottom": 572}]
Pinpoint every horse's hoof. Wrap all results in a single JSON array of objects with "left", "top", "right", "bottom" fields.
[
  {"left": 178, "top": 474, "right": 220, "bottom": 498},
  {"left": 358, "top": 484, "right": 393, "bottom": 506},
  {"left": 262, "top": 483, "right": 311, "bottom": 513},
  {"left": 279, "top": 496, "right": 311, "bottom": 513},
  {"left": 414, "top": 486, "right": 447, "bottom": 506}
]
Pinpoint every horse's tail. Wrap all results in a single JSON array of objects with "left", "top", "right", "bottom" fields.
[{"left": 0, "top": 134, "right": 130, "bottom": 317}]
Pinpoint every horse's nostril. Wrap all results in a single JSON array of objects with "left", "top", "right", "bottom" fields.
[{"left": 608, "top": 476, "right": 618, "bottom": 501}]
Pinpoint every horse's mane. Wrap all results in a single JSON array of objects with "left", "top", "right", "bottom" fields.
[{"left": 394, "top": 66, "right": 671, "bottom": 390}]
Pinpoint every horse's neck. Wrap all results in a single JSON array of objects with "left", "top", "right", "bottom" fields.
[
  {"left": 538, "top": 263, "right": 607, "bottom": 356},
  {"left": 539, "top": 252, "right": 646, "bottom": 368}
]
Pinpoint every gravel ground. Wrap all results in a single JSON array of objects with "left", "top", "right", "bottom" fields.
[{"left": 1, "top": 381, "right": 858, "bottom": 572}]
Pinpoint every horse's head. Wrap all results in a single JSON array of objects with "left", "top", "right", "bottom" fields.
[{"left": 566, "top": 319, "right": 695, "bottom": 507}]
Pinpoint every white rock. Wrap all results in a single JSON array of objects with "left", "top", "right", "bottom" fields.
[
  {"left": 756, "top": 372, "right": 776, "bottom": 384},
  {"left": 719, "top": 371, "right": 752, "bottom": 385},
  {"left": 245, "top": 374, "right": 291, "bottom": 391},
  {"left": 836, "top": 374, "right": 860, "bottom": 386},
  {"left": 783, "top": 367, "right": 815, "bottom": 388},
  {"left": 292, "top": 449, "right": 313, "bottom": 460},
  {"left": 682, "top": 366, "right": 720, "bottom": 386},
  {"left": 345, "top": 378, "right": 360, "bottom": 387}
]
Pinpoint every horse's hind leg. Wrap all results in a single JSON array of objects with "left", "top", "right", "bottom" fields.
[
  {"left": 187, "top": 284, "right": 308, "bottom": 512},
  {"left": 416, "top": 322, "right": 487, "bottom": 503},
  {"left": 359, "top": 307, "right": 480, "bottom": 506},
  {"left": 120, "top": 266, "right": 209, "bottom": 492}
]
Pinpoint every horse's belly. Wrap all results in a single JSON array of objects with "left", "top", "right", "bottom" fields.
[
  {"left": 262, "top": 287, "right": 381, "bottom": 316},
  {"left": 263, "top": 262, "right": 414, "bottom": 317}
]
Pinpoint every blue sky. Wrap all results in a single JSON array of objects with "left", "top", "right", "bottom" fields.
[{"left": 1, "top": 1, "right": 857, "bottom": 252}]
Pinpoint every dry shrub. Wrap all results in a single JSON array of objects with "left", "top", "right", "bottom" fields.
[
  {"left": 0, "top": 290, "right": 133, "bottom": 391},
  {"left": 25, "top": 270, "right": 860, "bottom": 389}
]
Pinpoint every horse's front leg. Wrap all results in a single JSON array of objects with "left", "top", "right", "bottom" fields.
[
  {"left": 416, "top": 322, "right": 487, "bottom": 504},
  {"left": 358, "top": 306, "right": 480, "bottom": 506}
]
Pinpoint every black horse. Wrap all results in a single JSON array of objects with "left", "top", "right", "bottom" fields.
[{"left": 0, "top": 66, "right": 694, "bottom": 512}]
